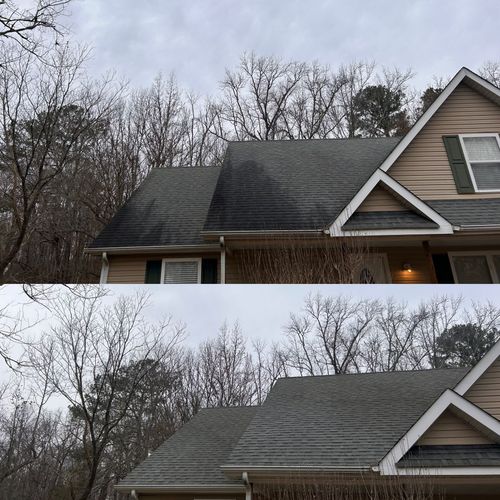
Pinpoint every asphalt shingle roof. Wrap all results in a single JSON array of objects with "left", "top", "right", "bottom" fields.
[
  {"left": 428, "top": 199, "right": 500, "bottom": 227},
  {"left": 342, "top": 211, "right": 439, "bottom": 230},
  {"left": 119, "top": 406, "right": 258, "bottom": 488},
  {"left": 398, "top": 445, "right": 500, "bottom": 467},
  {"left": 203, "top": 138, "right": 400, "bottom": 232},
  {"left": 225, "top": 368, "right": 468, "bottom": 469},
  {"left": 89, "top": 166, "right": 221, "bottom": 249}
]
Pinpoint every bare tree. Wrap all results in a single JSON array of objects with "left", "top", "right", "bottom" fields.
[
  {"left": 0, "top": 0, "right": 70, "bottom": 56},
  {"left": 479, "top": 60, "right": 500, "bottom": 87},
  {"left": 0, "top": 44, "right": 122, "bottom": 282},
  {"left": 28, "top": 288, "right": 185, "bottom": 500},
  {"left": 284, "top": 294, "right": 379, "bottom": 375}
]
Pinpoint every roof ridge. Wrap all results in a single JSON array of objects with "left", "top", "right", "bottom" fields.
[
  {"left": 278, "top": 366, "right": 468, "bottom": 381},
  {"left": 228, "top": 136, "right": 401, "bottom": 145}
]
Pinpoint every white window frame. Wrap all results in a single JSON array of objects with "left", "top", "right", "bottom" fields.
[
  {"left": 459, "top": 133, "right": 500, "bottom": 193},
  {"left": 160, "top": 257, "right": 202, "bottom": 284},
  {"left": 448, "top": 250, "right": 500, "bottom": 284}
]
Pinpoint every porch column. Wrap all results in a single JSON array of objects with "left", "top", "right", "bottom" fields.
[{"left": 422, "top": 241, "right": 438, "bottom": 284}]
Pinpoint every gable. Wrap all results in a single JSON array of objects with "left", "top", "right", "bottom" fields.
[
  {"left": 465, "top": 356, "right": 500, "bottom": 420},
  {"left": 390, "top": 82, "right": 500, "bottom": 200},
  {"left": 356, "top": 184, "right": 409, "bottom": 212},
  {"left": 417, "top": 409, "right": 494, "bottom": 446}
]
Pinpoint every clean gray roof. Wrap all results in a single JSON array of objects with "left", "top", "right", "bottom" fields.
[
  {"left": 203, "top": 138, "right": 400, "bottom": 232},
  {"left": 89, "top": 166, "right": 221, "bottom": 249},
  {"left": 119, "top": 406, "right": 257, "bottom": 488},
  {"left": 342, "top": 211, "right": 439, "bottom": 230},
  {"left": 398, "top": 445, "right": 500, "bottom": 467},
  {"left": 428, "top": 199, "right": 500, "bottom": 227},
  {"left": 225, "top": 368, "right": 468, "bottom": 469}
]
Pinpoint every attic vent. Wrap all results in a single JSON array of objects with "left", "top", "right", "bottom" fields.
[{"left": 162, "top": 260, "right": 200, "bottom": 284}]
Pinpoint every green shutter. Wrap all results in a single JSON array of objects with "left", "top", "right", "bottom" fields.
[
  {"left": 201, "top": 258, "right": 218, "bottom": 284},
  {"left": 442, "top": 135, "right": 475, "bottom": 194},
  {"left": 145, "top": 260, "right": 162, "bottom": 284}
]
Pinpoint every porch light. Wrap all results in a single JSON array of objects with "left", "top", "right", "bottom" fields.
[{"left": 402, "top": 263, "right": 413, "bottom": 273}]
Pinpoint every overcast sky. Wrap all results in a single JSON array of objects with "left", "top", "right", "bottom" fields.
[{"left": 66, "top": 0, "right": 500, "bottom": 94}]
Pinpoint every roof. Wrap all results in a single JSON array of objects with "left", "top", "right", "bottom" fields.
[
  {"left": 342, "top": 211, "right": 439, "bottom": 230},
  {"left": 89, "top": 166, "right": 221, "bottom": 249},
  {"left": 118, "top": 406, "right": 258, "bottom": 489},
  {"left": 224, "top": 368, "right": 468, "bottom": 469},
  {"left": 398, "top": 445, "right": 500, "bottom": 468},
  {"left": 428, "top": 199, "right": 500, "bottom": 227},
  {"left": 203, "top": 138, "right": 400, "bottom": 233}
]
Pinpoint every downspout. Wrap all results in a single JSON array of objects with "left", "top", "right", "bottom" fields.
[
  {"left": 130, "top": 489, "right": 138, "bottom": 500},
  {"left": 220, "top": 236, "right": 226, "bottom": 284},
  {"left": 100, "top": 252, "right": 109, "bottom": 285},
  {"left": 242, "top": 472, "right": 252, "bottom": 500}
]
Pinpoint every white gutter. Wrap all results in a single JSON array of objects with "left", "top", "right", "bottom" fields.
[
  {"left": 114, "top": 484, "right": 246, "bottom": 493},
  {"left": 99, "top": 252, "right": 109, "bottom": 284},
  {"left": 220, "top": 236, "right": 226, "bottom": 284},
  {"left": 455, "top": 224, "right": 500, "bottom": 232},
  {"left": 86, "top": 244, "right": 220, "bottom": 255}
]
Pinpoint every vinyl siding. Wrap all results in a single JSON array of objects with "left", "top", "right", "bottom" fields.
[
  {"left": 106, "top": 253, "right": 220, "bottom": 284},
  {"left": 417, "top": 410, "right": 494, "bottom": 446},
  {"left": 465, "top": 357, "right": 500, "bottom": 420},
  {"left": 390, "top": 83, "right": 500, "bottom": 200},
  {"left": 357, "top": 185, "right": 408, "bottom": 212},
  {"left": 139, "top": 494, "right": 244, "bottom": 500}
]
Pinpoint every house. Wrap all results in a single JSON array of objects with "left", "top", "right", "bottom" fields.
[
  {"left": 87, "top": 67, "right": 500, "bottom": 284},
  {"left": 115, "top": 340, "right": 500, "bottom": 499}
]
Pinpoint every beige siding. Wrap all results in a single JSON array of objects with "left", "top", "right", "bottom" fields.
[
  {"left": 106, "top": 253, "right": 220, "bottom": 284},
  {"left": 465, "top": 357, "right": 500, "bottom": 420},
  {"left": 357, "top": 185, "right": 408, "bottom": 212},
  {"left": 390, "top": 83, "right": 500, "bottom": 200},
  {"left": 417, "top": 409, "right": 494, "bottom": 446}
]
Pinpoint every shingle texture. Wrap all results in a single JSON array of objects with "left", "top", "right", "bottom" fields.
[
  {"left": 225, "top": 369, "right": 468, "bottom": 468},
  {"left": 89, "top": 166, "right": 221, "bottom": 248},
  {"left": 342, "top": 211, "right": 439, "bottom": 230},
  {"left": 119, "top": 406, "right": 257, "bottom": 488},
  {"left": 398, "top": 445, "right": 500, "bottom": 467},
  {"left": 203, "top": 138, "right": 400, "bottom": 232},
  {"left": 428, "top": 199, "right": 500, "bottom": 227}
]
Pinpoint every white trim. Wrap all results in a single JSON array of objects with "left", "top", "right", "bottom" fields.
[
  {"left": 448, "top": 250, "right": 500, "bottom": 284},
  {"left": 396, "top": 466, "right": 500, "bottom": 476},
  {"left": 160, "top": 257, "right": 202, "bottom": 284},
  {"left": 86, "top": 244, "right": 220, "bottom": 255},
  {"left": 220, "top": 236, "right": 226, "bottom": 284},
  {"left": 454, "top": 339, "right": 500, "bottom": 395},
  {"left": 329, "top": 170, "right": 454, "bottom": 236},
  {"left": 378, "top": 67, "right": 500, "bottom": 174},
  {"left": 378, "top": 389, "right": 500, "bottom": 476},
  {"left": 99, "top": 252, "right": 109, "bottom": 284},
  {"left": 459, "top": 133, "right": 500, "bottom": 193},
  {"left": 115, "top": 485, "right": 245, "bottom": 493}
]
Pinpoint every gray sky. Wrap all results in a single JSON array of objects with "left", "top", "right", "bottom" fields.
[
  {"left": 1, "top": 284, "right": 500, "bottom": 409},
  {"left": 67, "top": 0, "right": 500, "bottom": 94}
]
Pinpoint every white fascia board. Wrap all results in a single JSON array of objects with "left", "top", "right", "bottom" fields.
[
  {"left": 379, "top": 67, "right": 500, "bottom": 174},
  {"left": 395, "top": 466, "right": 500, "bottom": 476},
  {"left": 328, "top": 170, "right": 454, "bottom": 236},
  {"left": 114, "top": 484, "right": 245, "bottom": 493},
  {"left": 378, "top": 389, "right": 500, "bottom": 476},
  {"left": 454, "top": 339, "right": 500, "bottom": 395}
]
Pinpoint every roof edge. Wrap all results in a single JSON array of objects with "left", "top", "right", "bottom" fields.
[
  {"left": 114, "top": 484, "right": 245, "bottom": 493},
  {"left": 85, "top": 244, "right": 221, "bottom": 255}
]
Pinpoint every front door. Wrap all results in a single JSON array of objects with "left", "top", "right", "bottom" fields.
[{"left": 355, "top": 254, "right": 392, "bottom": 284}]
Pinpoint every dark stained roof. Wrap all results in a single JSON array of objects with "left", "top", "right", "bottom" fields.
[
  {"left": 119, "top": 406, "right": 258, "bottom": 489},
  {"left": 428, "top": 199, "right": 500, "bottom": 227},
  {"left": 89, "top": 166, "right": 221, "bottom": 249},
  {"left": 225, "top": 368, "right": 468, "bottom": 469},
  {"left": 203, "top": 138, "right": 400, "bottom": 233},
  {"left": 342, "top": 211, "right": 439, "bottom": 230},
  {"left": 398, "top": 445, "right": 500, "bottom": 467}
]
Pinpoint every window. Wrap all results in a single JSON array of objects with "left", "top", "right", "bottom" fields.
[
  {"left": 449, "top": 252, "right": 500, "bottom": 284},
  {"left": 161, "top": 258, "right": 201, "bottom": 284},
  {"left": 460, "top": 134, "right": 500, "bottom": 192}
]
